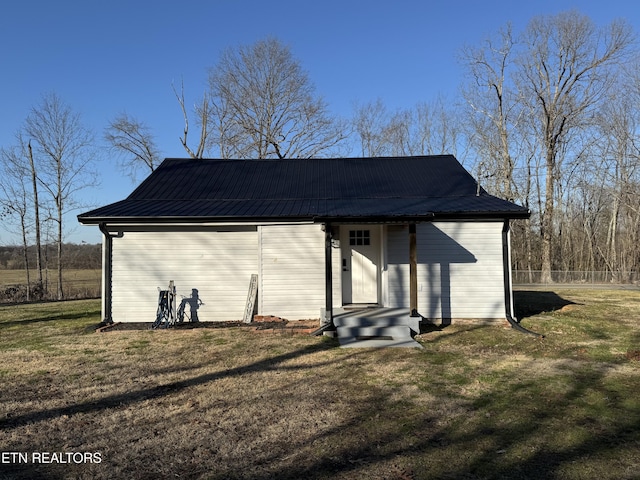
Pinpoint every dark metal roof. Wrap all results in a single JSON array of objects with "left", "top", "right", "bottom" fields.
[{"left": 78, "top": 155, "right": 530, "bottom": 224}]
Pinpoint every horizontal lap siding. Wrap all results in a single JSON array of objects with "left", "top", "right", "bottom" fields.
[
  {"left": 260, "top": 225, "right": 326, "bottom": 320},
  {"left": 111, "top": 229, "right": 257, "bottom": 322},
  {"left": 386, "top": 222, "right": 505, "bottom": 319}
]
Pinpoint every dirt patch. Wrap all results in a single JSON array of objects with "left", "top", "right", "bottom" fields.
[
  {"left": 96, "top": 321, "right": 244, "bottom": 331},
  {"left": 560, "top": 304, "right": 581, "bottom": 312},
  {"left": 250, "top": 319, "right": 319, "bottom": 335},
  {"left": 96, "top": 319, "right": 320, "bottom": 335},
  {"left": 625, "top": 350, "right": 640, "bottom": 361}
]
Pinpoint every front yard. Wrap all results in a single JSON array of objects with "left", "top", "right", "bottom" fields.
[{"left": 0, "top": 288, "right": 639, "bottom": 479}]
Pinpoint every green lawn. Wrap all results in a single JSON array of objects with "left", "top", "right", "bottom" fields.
[{"left": 0, "top": 288, "right": 638, "bottom": 479}]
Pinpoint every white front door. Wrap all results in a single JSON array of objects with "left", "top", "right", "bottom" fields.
[{"left": 342, "top": 227, "right": 380, "bottom": 304}]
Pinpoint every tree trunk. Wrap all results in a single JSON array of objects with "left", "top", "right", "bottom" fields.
[
  {"left": 56, "top": 176, "right": 64, "bottom": 300},
  {"left": 28, "top": 142, "right": 44, "bottom": 297},
  {"left": 606, "top": 195, "right": 619, "bottom": 280},
  {"left": 541, "top": 154, "right": 555, "bottom": 284},
  {"left": 57, "top": 231, "right": 63, "bottom": 300},
  {"left": 20, "top": 214, "right": 30, "bottom": 302}
]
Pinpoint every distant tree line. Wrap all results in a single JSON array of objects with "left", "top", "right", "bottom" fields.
[
  {"left": 2, "top": 10, "right": 639, "bottom": 301},
  {"left": 0, "top": 243, "right": 100, "bottom": 271}
]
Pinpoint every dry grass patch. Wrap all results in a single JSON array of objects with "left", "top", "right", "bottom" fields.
[{"left": 1, "top": 290, "right": 640, "bottom": 479}]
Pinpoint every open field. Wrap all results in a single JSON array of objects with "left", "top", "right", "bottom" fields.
[
  {"left": 0, "top": 288, "right": 639, "bottom": 479},
  {"left": 0, "top": 269, "right": 101, "bottom": 302}
]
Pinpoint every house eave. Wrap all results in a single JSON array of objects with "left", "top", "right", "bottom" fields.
[
  {"left": 77, "top": 215, "right": 317, "bottom": 226},
  {"left": 431, "top": 210, "right": 531, "bottom": 221},
  {"left": 79, "top": 209, "right": 530, "bottom": 226}
]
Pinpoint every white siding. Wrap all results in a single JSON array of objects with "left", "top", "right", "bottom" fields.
[
  {"left": 386, "top": 225, "right": 410, "bottom": 308},
  {"left": 111, "top": 228, "right": 258, "bottom": 322},
  {"left": 259, "top": 224, "right": 328, "bottom": 320},
  {"left": 107, "top": 221, "right": 505, "bottom": 323},
  {"left": 386, "top": 222, "right": 506, "bottom": 319}
]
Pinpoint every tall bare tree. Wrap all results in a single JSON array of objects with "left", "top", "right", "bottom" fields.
[
  {"left": 460, "top": 24, "right": 521, "bottom": 202},
  {"left": 26, "top": 139, "right": 44, "bottom": 295},
  {"left": 203, "top": 37, "right": 347, "bottom": 159},
  {"left": 516, "top": 11, "right": 634, "bottom": 283},
  {"left": 24, "top": 92, "right": 97, "bottom": 300},
  {"left": 105, "top": 112, "right": 161, "bottom": 179}
]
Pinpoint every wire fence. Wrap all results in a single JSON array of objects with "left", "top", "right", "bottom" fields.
[
  {"left": 513, "top": 270, "right": 640, "bottom": 285},
  {"left": 1, "top": 270, "right": 638, "bottom": 304}
]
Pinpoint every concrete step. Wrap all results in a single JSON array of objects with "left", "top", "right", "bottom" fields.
[
  {"left": 335, "top": 317, "right": 408, "bottom": 327},
  {"left": 336, "top": 325, "right": 412, "bottom": 339},
  {"left": 336, "top": 324, "right": 423, "bottom": 349},
  {"left": 334, "top": 312, "right": 421, "bottom": 335}
]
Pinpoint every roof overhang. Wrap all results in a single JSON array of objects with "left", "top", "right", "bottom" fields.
[{"left": 79, "top": 209, "right": 530, "bottom": 227}]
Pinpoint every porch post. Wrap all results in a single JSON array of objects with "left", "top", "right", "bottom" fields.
[
  {"left": 409, "top": 223, "right": 419, "bottom": 316},
  {"left": 502, "top": 220, "right": 516, "bottom": 320},
  {"left": 324, "top": 223, "right": 334, "bottom": 328}
]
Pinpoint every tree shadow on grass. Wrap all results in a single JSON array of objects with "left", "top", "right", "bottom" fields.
[
  {"left": 3, "top": 321, "right": 639, "bottom": 480},
  {"left": 0, "top": 309, "right": 101, "bottom": 330},
  {"left": 226, "top": 355, "right": 640, "bottom": 480},
  {"left": 514, "top": 290, "right": 578, "bottom": 319},
  {"left": 6, "top": 357, "right": 639, "bottom": 480},
  {"left": 0, "top": 339, "right": 341, "bottom": 431},
  {"left": 272, "top": 355, "right": 639, "bottom": 479}
]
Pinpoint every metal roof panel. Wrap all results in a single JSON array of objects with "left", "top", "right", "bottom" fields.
[{"left": 78, "top": 156, "right": 530, "bottom": 223}]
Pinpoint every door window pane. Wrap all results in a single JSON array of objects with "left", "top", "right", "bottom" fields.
[{"left": 349, "top": 230, "right": 370, "bottom": 246}]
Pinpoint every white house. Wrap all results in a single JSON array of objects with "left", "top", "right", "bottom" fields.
[{"left": 78, "top": 155, "right": 529, "bottom": 331}]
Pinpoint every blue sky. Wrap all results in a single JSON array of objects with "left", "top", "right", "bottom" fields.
[{"left": 1, "top": 0, "right": 638, "bottom": 244}]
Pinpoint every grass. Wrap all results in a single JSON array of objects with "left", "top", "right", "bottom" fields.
[
  {"left": 0, "top": 269, "right": 100, "bottom": 284},
  {"left": 0, "top": 288, "right": 639, "bottom": 479}
]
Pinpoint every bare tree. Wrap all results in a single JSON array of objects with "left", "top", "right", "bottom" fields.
[
  {"left": 26, "top": 139, "right": 44, "bottom": 296},
  {"left": 352, "top": 99, "right": 394, "bottom": 157},
  {"left": 205, "top": 37, "right": 348, "bottom": 159},
  {"left": 352, "top": 98, "right": 462, "bottom": 158},
  {"left": 24, "top": 92, "right": 97, "bottom": 300},
  {"left": 173, "top": 79, "right": 211, "bottom": 159},
  {"left": 516, "top": 11, "right": 634, "bottom": 283},
  {"left": 413, "top": 98, "right": 464, "bottom": 158},
  {"left": 460, "top": 24, "right": 521, "bottom": 202},
  {"left": 458, "top": 11, "right": 638, "bottom": 282},
  {"left": 105, "top": 112, "right": 161, "bottom": 179},
  {"left": 0, "top": 136, "right": 45, "bottom": 297},
  {"left": 0, "top": 145, "right": 33, "bottom": 300},
  {"left": 591, "top": 70, "right": 640, "bottom": 280}
]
